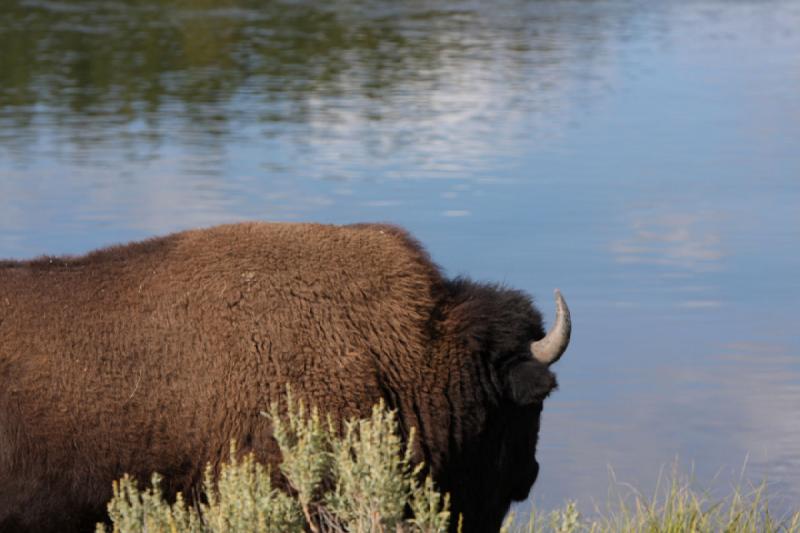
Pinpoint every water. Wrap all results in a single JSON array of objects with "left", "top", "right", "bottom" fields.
[{"left": 2, "top": 0, "right": 799, "bottom": 515}]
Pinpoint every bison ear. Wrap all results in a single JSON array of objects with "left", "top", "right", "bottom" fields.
[{"left": 505, "top": 360, "right": 557, "bottom": 406}]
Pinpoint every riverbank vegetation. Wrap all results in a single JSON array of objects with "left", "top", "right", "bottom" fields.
[
  {"left": 97, "top": 399, "right": 800, "bottom": 533},
  {"left": 502, "top": 478, "right": 799, "bottom": 533}
]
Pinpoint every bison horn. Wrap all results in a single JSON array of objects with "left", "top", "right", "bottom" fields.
[{"left": 530, "top": 289, "right": 571, "bottom": 366}]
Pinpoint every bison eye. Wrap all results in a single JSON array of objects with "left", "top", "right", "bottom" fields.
[{"left": 505, "top": 360, "right": 556, "bottom": 406}]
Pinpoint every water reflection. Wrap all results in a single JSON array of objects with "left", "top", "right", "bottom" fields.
[
  {"left": 1, "top": 0, "right": 800, "bottom": 519},
  {"left": 1, "top": 0, "right": 630, "bottom": 258},
  {"left": 612, "top": 212, "right": 724, "bottom": 271},
  {"left": 0, "top": 0, "right": 620, "bottom": 161}
]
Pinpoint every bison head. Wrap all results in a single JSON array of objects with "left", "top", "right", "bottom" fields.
[{"left": 433, "top": 282, "right": 571, "bottom": 532}]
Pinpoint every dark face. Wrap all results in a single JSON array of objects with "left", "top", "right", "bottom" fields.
[
  {"left": 443, "top": 357, "right": 557, "bottom": 533},
  {"left": 438, "top": 279, "right": 562, "bottom": 532},
  {"left": 491, "top": 307, "right": 559, "bottom": 505},
  {"left": 498, "top": 357, "right": 557, "bottom": 500}
]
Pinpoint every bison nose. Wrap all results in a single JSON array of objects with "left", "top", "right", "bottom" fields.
[{"left": 510, "top": 458, "right": 539, "bottom": 501}]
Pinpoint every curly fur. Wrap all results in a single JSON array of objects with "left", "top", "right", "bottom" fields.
[{"left": 0, "top": 222, "right": 559, "bottom": 532}]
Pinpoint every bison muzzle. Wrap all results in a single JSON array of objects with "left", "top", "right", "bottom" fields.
[{"left": 0, "top": 222, "right": 571, "bottom": 532}]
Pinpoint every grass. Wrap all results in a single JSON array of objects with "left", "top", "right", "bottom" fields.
[
  {"left": 97, "top": 397, "right": 800, "bottom": 533},
  {"left": 502, "top": 468, "right": 800, "bottom": 533}
]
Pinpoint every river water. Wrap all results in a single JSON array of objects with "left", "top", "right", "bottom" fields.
[{"left": 1, "top": 0, "right": 799, "bottom": 516}]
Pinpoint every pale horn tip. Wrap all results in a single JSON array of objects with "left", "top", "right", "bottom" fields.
[{"left": 530, "top": 289, "right": 571, "bottom": 366}]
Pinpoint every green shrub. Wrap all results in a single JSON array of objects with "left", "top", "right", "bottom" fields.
[{"left": 97, "top": 394, "right": 449, "bottom": 533}]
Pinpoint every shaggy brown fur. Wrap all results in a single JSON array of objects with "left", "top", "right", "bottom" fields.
[{"left": 0, "top": 222, "right": 560, "bottom": 533}]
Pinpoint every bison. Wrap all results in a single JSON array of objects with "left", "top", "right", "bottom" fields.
[{"left": 0, "top": 222, "right": 570, "bottom": 532}]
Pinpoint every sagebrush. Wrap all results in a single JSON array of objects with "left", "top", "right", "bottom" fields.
[{"left": 97, "top": 394, "right": 449, "bottom": 533}]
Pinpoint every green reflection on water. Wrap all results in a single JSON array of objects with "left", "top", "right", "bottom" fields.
[{"left": 0, "top": 0, "right": 614, "bottom": 146}]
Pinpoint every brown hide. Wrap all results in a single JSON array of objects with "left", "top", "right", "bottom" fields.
[{"left": 0, "top": 222, "right": 556, "bottom": 532}]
